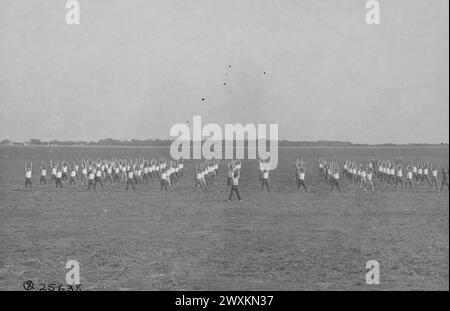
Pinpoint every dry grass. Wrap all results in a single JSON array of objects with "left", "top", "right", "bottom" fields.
[{"left": 0, "top": 146, "right": 448, "bottom": 290}]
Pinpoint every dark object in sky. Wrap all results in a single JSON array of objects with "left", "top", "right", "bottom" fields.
[
  {"left": 228, "top": 65, "right": 232, "bottom": 68},
  {"left": 223, "top": 83, "right": 226, "bottom": 85},
  {"left": 201, "top": 98, "right": 205, "bottom": 101},
  {"left": 264, "top": 72, "right": 266, "bottom": 75}
]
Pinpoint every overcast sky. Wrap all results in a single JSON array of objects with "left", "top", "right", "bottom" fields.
[{"left": 0, "top": 0, "right": 448, "bottom": 144}]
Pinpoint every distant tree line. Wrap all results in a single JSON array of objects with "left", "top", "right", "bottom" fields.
[
  {"left": 0, "top": 138, "right": 447, "bottom": 147},
  {"left": 23, "top": 138, "right": 172, "bottom": 146}
]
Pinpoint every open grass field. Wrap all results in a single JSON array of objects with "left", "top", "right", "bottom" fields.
[{"left": 0, "top": 145, "right": 448, "bottom": 290}]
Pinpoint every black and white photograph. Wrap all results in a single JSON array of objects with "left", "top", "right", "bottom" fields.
[{"left": 0, "top": 0, "right": 448, "bottom": 299}]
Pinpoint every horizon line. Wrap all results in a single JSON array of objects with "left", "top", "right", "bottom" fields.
[{"left": 1, "top": 138, "right": 448, "bottom": 146}]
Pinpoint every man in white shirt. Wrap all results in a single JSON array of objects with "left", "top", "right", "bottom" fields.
[
  {"left": 25, "top": 162, "right": 32, "bottom": 191},
  {"left": 228, "top": 170, "right": 242, "bottom": 203}
]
